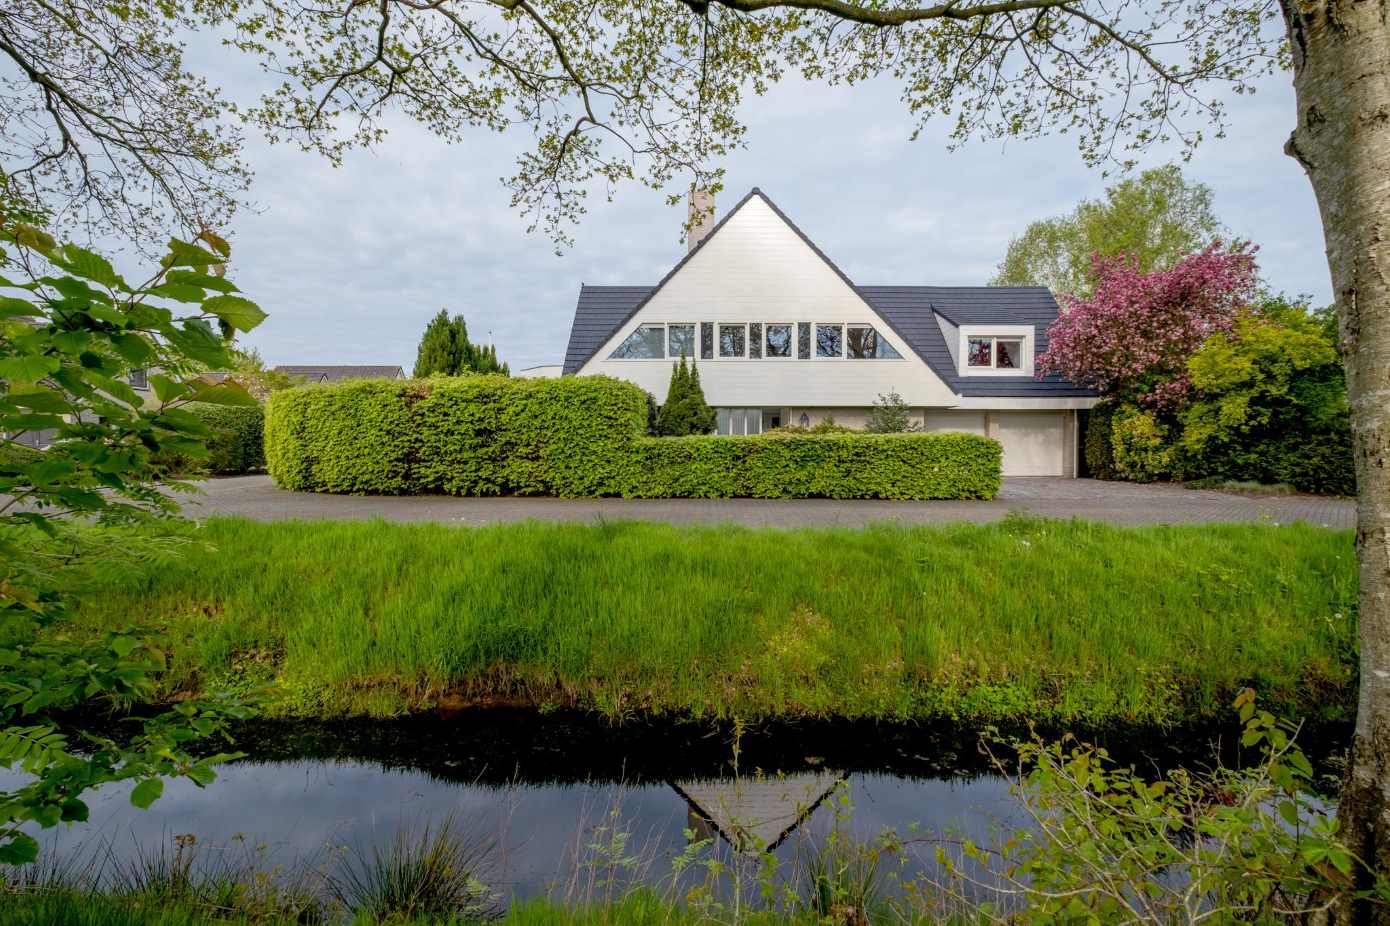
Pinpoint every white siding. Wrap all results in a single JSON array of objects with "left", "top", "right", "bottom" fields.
[
  {"left": 578, "top": 196, "right": 955, "bottom": 407},
  {"left": 924, "top": 410, "right": 987, "bottom": 436}
]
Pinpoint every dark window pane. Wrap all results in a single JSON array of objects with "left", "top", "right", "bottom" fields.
[
  {"left": 668, "top": 324, "right": 695, "bottom": 359},
  {"left": 967, "top": 338, "right": 992, "bottom": 367},
  {"left": 701, "top": 323, "right": 714, "bottom": 360},
  {"left": 878, "top": 338, "right": 903, "bottom": 359},
  {"left": 718, "top": 324, "right": 746, "bottom": 357},
  {"left": 128, "top": 368, "right": 148, "bottom": 389},
  {"left": 766, "top": 324, "right": 792, "bottom": 358},
  {"left": 816, "top": 324, "right": 843, "bottom": 358},
  {"left": 996, "top": 339, "right": 1023, "bottom": 369},
  {"left": 846, "top": 326, "right": 876, "bottom": 359},
  {"left": 610, "top": 325, "right": 665, "bottom": 359},
  {"left": 748, "top": 323, "right": 762, "bottom": 359},
  {"left": 797, "top": 323, "right": 811, "bottom": 359}
]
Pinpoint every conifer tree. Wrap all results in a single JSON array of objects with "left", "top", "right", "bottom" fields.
[
  {"left": 656, "top": 354, "right": 716, "bottom": 436},
  {"left": 413, "top": 310, "right": 510, "bottom": 376}
]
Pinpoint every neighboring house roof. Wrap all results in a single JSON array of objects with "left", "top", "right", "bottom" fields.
[
  {"left": 560, "top": 188, "right": 1097, "bottom": 399},
  {"left": 272, "top": 364, "right": 405, "bottom": 382}
]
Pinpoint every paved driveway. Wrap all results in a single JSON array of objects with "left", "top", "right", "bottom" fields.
[{"left": 183, "top": 476, "right": 1354, "bottom": 529}]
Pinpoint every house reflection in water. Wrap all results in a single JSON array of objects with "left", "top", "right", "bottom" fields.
[{"left": 670, "top": 771, "right": 846, "bottom": 853}]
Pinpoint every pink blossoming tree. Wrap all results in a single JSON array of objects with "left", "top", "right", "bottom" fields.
[{"left": 1036, "top": 244, "right": 1260, "bottom": 407}]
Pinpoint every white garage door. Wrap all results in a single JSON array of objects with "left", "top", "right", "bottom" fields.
[{"left": 997, "top": 412, "right": 1065, "bottom": 476}]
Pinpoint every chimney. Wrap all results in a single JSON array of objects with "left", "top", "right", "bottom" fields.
[{"left": 687, "top": 188, "right": 716, "bottom": 253}]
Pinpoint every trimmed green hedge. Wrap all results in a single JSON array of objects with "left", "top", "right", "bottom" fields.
[
  {"left": 266, "top": 376, "right": 1002, "bottom": 499},
  {"left": 191, "top": 402, "right": 265, "bottom": 474},
  {"left": 158, "top": 402, "right": 265, "bottom": 475},
  {"left": 629, "top": 432, "right": 1000, "bottom": 499}
]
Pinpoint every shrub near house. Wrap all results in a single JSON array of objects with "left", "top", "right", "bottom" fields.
[{"left": 265, "top": 376, "right": 1002, "bottom": 499}]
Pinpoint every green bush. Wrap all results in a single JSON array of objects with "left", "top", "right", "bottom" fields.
[
  {"left": 1082, "top": 401, "right": 1119, "bottom": 480},
  {"left": 627, "top": 432, "right": 1000, "bottom": 499},
  {"left": 191, "top": 402, "right": 264, "bottom": 474},
  {"left": 1178, "top": 311, "right": 1355, "bottom": 495},
  {"left": 265, "top": 376, "right": 1002, "bottom": 499},
  {"left": 157, "top": 403, "right": 265, "bottom": 475},
  {"left": 1110, "top": 404, "right": 1173, "bottom": 483}
]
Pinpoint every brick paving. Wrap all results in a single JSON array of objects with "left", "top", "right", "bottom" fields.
[{"left": 185, "top": 475, "right": 1355, "bottom": 529}]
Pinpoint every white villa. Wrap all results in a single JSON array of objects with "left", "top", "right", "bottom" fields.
[{"left": 561, "top": 188, "right": 1099, "bottom": 477}]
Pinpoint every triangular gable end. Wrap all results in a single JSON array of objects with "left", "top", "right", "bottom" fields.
[{"left": 573, "top": 188, "right": 943, "bottom": 381}]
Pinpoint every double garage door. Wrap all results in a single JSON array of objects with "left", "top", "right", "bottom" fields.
[{"left": 925, "top": 410, "right": 1068, "bottom": 477}]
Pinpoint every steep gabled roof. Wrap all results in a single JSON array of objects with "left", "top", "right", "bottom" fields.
[
  {"left": 563, "top": 286, "right": 652, "bottom": 375},
  {"left": 860, "top": 287, "right": 1097, "bottom": 397},
  {"left": 560, "top": 189, "right": 1097, "bottom": 398}
]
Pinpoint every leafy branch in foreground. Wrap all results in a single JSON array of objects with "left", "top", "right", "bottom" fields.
[
  {"left": 927, "top": 690, "right": 1390, "bottom": 922},
  {"left": 0, "top": 224, "right": 266, "bottom": 864}
]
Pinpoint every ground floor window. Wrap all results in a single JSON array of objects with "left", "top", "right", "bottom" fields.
[{"left": 715, "top": 408, "right": 782, "bottom": 436}]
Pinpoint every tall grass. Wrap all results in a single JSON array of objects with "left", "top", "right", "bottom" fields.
[{"left": 71, "top": 515, "right": 1358, "bottom": 724}]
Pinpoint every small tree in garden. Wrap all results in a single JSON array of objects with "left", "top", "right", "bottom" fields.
[
  {"left": 1036, "top": 244, "right": 1260, "bottom": 408},
  {"left": 655, "top": 355, "right": 716, "bottom": 436},
  {"left": 865, "top": 391, "right": 919, "bottom": 433},
  {"left": 0, "top": 225, "right": 259, "bottom": 864},
  {"left": 413, "top": 310, "right": 509, "bottom": 377}
]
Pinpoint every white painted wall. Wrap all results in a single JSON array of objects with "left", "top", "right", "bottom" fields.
[
  {"left": 578, "top": 195, "right": 957, "bottom": 407},
  {"left": 924, "top": 410, "right": 987, "bottom": 436}
]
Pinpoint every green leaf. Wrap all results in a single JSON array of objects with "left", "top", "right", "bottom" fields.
[
  {"left": 189, "top": 382, "right": 257, "bottom": 407},
  {"left": 109, "top": 333, "right": 154, "bottom": 365},
  {"left": 0, "top": 355, "right": 60, "bottom": 383},
  {"left": 60, "top": 798, "right": 90, "bottom": 823},
  {"left": 164, "top": 239, "right": 223, "bottom": 268},
  {"left": 59, "top": 245, "right": 126, "bottom": 290},
  {"left": 167, "top": 318, "right": 229, "bottom": 367},
  {"left": 129, "top": 777, "right": 164, "bottom": 810},
  {"left": 0, "top": 296, "right": 37, "bottom": 317},
  {"left": 146, "top": 283, "right": 209, "bottom": 304},
  {"left": 0, "top": 833, "right": 39, "bottom": 865},
  {"left": 149, "top": 374, "right": 190, "bottom": 403},
  {"left": 110, "top": 636, "right": 140, "bottom": 658},
  {"left": 203, "top": 295, "right": 266, "bottom": 333},
  {"left": 166, "top": 270, "right": 239, "bottom": 294},
  {"left": 7, "top": 388, "right": 69, "bottom": 414},
  {"left": 186, "top": 763, "right": 217, "bottom": 787}
]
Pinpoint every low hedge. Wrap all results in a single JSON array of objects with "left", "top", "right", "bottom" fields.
[
  {"left": 265, "top": 376, "right": 1002, "bottom": 500},
  {"left": 628, "top": 432, "right": 1000, "bottom": 499}
]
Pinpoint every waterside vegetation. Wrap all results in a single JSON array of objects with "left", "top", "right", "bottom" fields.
[{"left": 61, "top": 515, "right": 1357, "bottom": 724}]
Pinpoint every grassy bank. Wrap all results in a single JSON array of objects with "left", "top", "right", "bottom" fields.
[{"left": 66, "top": 515, "right": 1357, "bottom": 724}]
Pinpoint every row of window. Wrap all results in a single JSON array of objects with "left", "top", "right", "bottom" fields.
[{"left": 611, "top": 322, "right": 904, "bottom": 361}]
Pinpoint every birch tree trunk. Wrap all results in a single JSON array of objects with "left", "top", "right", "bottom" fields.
[{"left": 1281, "top": 0, "right": 1390, "bottom": 914}]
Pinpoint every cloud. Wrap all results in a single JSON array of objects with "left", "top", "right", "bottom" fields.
[{"left": 185, "top": 47, "right": 1327, "bottom": 373}]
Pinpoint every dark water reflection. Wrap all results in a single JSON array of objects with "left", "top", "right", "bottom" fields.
[{"left": 9, "top": 711, "right": 1347, "bottom": 901}]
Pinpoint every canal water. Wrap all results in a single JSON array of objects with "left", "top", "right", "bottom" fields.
[{"left": 6, "top": 711, "right": 1343, "bottom": 903}]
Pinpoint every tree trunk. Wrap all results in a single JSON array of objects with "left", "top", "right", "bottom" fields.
[{"left": 1281, "top": 0, "right": 1390, "bottom": 916}]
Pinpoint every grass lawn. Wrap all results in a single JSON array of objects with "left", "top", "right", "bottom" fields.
[{"left": 71, "top": 515, "right": 1358, "bottom": 724}]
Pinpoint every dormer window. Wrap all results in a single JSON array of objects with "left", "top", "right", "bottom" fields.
[
  {"left": 967, "top": 336, "right": 1023, "bottom": 370},
  {"left": 957, "top": 325, "right": 1033, "bottom": 376}
]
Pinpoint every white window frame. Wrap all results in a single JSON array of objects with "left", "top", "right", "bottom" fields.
[
  {"left": 845, "top": 323, "right": 905, "bottom": 361},
  {"left": 957, "top": 324, "right": 1034, "bottom": 377},
  {"left": 717, "top": 322, "right": 748, "bottom": 359},
  {"left": 608, "top": 323, "right": 667, "bottom": 361},
  {"left": 814, "top": 322, "right": 845, "bottom": 359},
  {"left": 762, "top": 322, "right": 796, "bottom": 360},
  {"left": 666, "top": 323, "right": 697, "bottom": 361}
]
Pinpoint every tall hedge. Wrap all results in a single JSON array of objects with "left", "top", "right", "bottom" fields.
[
  {"left": 161, "top": 402, "right": 265, "bottom": 475},
  {"left": 265, "top": 376, "right": 1002, "bottom": 499}
]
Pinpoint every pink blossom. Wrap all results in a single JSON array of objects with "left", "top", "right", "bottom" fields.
[{"left": 1036, "top": 243, "right": 1259, "bottom": 405}]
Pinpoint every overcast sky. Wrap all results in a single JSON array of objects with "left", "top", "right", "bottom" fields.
[{"left": 193, "top": 54, "right": 1327, "bottom": 374}]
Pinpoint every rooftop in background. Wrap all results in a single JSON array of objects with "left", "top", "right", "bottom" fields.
[{"left": 272, "top": 364, "right": 406, "bottom": 383}]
